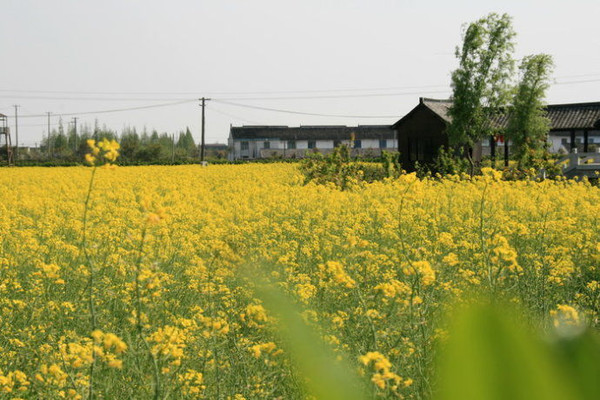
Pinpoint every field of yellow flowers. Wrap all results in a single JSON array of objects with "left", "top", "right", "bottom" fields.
[{"left": 1, "top": 162, "right": 599, "bottom": 399}]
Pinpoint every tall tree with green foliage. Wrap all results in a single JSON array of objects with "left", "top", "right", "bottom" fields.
[
  {"left": 506, "top": 54, "right": 554, "bottom": 168},
  {"left": 177, "top": 127, "right": 196, "bottom": 156},
  {"left": 448, "top": 13, "right": 516, "bottom": 165},
  {"left": 120, "top": 127, "right": 141, "bottom": 161}
]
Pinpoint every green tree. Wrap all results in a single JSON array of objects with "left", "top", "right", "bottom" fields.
[
  {"left": 67, "top": 124, "right": 79, "bottom": 154},
  {"left": 120, "top": 127, "right": 141, "bottom": 161},
  {"left": 506, "top": 54, "right": 554, "bottom": 168},
  {"left": 140, "top": 127, "right": 150, "bottom": 145},
  {"left": 52, "top": 119, "right": 70, "bottom": 158},
  {"left": 448, "top": 13, "right": 516, "bottom": 167},
  {"left": 177, "top": 127, "right": 196, "bottom": 156},
  {"left": 150, "top": 130, "right": 159, "bottom": 144}
]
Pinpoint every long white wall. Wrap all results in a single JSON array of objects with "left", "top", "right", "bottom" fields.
[{"left": 229, "top": 138, "right": 399, "bottom": 159}]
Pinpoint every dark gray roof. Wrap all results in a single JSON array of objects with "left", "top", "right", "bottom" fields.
[
  {"left": 404, "top": 98, "right": 600, "bottom": 131},
  {"left": 204, "top": 143, "right": 228, "bottom": 149},
  {"left": 230, "top": 125, "right": 394, "bottom": 140},
  {"left": 422, "top": 98, "right": 452, "bottom": 123},
  {"left": 546, "top": 102, "right": 600, "bottom": 130},
  {"left": 391, "top": 98, "right": 452, "bottom": 128}
]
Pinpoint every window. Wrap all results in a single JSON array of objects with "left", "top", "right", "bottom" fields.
[
  {"left": 240, "top": 141, "right": 249, "bottom": 151},
  {"left": 379, "top": 139, "right": 387, "bottom": 149},
  {"left": 263, "top": 141, "right": 270, "bottom": 149},
  {"left": 287, "top": 140, "right": 296, "bottom": 149},
  {"left": 334, "top": 139, "right": 342, "bottom": 148},
  {"left": 354, "top": 139, "right": 362, "bottom": 149},
  {"left": 308, "top": 140, "right": 316, "bottom": 149}
]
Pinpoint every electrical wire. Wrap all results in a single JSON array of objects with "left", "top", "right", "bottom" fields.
[
  {"left": 207, "top": 104, "right": 262, "bottom": 124},
  {"left": 18, "top": 99, "right": 197, "bottom": 118},
  {"left": 0, "top": 83, "right": 449, "bottom": 96},
  {"left": 7, "top": 74, "right": 600, "bottom": 128},
  {"left": 1, "top": 72, "right": 600, "bottom": 97},
  {"left": 215, "top": 89, "right": 452, "bottom": 101},
  {"left": 2, "top": 75, "right": 598, "bottom": 105},
  {"left": 212, "top": 100, "right": 399, "bottom": 119},
  {"left": 553, "top": 78, "right": 600, "bottom": 86},
  {"left": 1, "top": 95, "right": 194, "bottom": 101}
]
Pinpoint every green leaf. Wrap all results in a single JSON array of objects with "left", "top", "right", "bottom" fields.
[
  {"left": 253, "top": 279, "right": 367, "bottom": 400},
  {"left": 436, "top": 301, "right": 578, "bottom": 400},
  {"left": 554, "top": 331, "right": 600, "bottom": 399}
]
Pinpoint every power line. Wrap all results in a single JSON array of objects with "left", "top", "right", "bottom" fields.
[
  {"left": 0, "top": 89, "right": 452, "bottom": 103},
  {"left": 215, "top": 89, "right": 452, "bottom": 101},
  {"left": 19, "top": 99, "right": 197, "bottom": 118},
  {"left": 7, "top": 76, "right": 599, "bottom": 127},
  {"left": 0, "top": 95, "right": 193, "bottom": 101},
  {"left": 0, "top": 84, "right": 450, "bottom": 96},
  {"left": 212, "top": 100, "right": 400, "bottom": 119},
  {"left": 207, "top": 104, "right": 262, "bottom": 124},
  {"left": 0, "top": 72, "right": 599, "bottom": 97},
  {"left": 553, "top": 78, "right": 600, "bottom": 86},
  {"left": 3, "top": 77, "right": 597, "bottom": 106}
]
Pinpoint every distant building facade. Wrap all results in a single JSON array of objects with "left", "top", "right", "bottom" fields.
[
  {"left": 392, "top": 98, "right": 600, "bottom": 169},
  {"left": 228, "top": 125, "right": 396, "bottom": 161}
]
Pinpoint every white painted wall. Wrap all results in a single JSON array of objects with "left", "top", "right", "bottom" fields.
[
  {"left": 359, "top": 139, "right": 380, "bottom": 149},
  {"left": 230, "top": 138, "right": 399, "bottom": 159},
  {"left": 315, "top": 140, "right": 333, "bottom": 149},
  {"left": 296, "top": 140, "right": 308, "bottom": 150}
]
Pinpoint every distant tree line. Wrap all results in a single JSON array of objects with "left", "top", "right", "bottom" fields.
[{"left": 19, "top": 120, "right": 227, "bottom": 164}]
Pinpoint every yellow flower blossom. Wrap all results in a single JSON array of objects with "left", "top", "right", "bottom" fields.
[
  {"left": 404, "top": 261, "right": 436, "bottom": 286},
  {"left": 1, "top": 162, "right": 600, "bottom": 396},
  {"left": 319, "top": 261, "right": 356, "bottom": 288}
]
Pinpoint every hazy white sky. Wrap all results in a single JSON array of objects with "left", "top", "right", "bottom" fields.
[{"left": 2, "top": 0, "right": 599, "bottom": 146}]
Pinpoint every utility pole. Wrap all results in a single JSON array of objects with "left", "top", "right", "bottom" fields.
[
  {"left": 46, "top": 112, "right": 52, "bottom": 159},
  {"left": 72, "top": 117, "right": 78, "bottom": 152},
  {"left": 13, "top": 105, "right": 19, "bottom": 162},
  {"left": 171, "top": 133, "right": 175, "bottom": 164},
  {"left": 200, "top": 97, "right": 211, "bottom": 162}
]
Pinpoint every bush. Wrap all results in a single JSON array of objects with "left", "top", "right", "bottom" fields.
[{"left": 299, "top": 147, "right": 403, "bottom": 190}]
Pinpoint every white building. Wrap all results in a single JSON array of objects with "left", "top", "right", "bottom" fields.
[{"left": 228, "top": 125, "right": 397, "bottom": 161}]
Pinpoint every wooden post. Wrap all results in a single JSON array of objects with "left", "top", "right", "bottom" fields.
[
  {"left": 584, "top": 130, "right": 589, "bottom": 152},
  {"left": 200, "top": 97, "right": 206, "bottom": 162},
  {"left": 504, "top": 139, "right": 509, "bottom": 167},
  {"left": 570, "top": 130, "right": 576, "bottom": 152},
  {"left": 171, "top": 134, "right": 175, "bottom": 164},
  {"left": 13, "top": 105, "right": 19, "bottom": 163},
  {"left": 199, "top": 97, "right": 211, "bottom": 162}
]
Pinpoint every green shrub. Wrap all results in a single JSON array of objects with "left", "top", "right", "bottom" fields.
[{"left": 299, "top": 146, "right": 402, "bottom": 189}]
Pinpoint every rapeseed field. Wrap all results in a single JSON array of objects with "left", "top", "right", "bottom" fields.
[{"left": 1, "top": 160, "right": 599, "bottom": 399}]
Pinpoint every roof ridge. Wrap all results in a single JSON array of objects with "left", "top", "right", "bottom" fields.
[
  {"left": 546, "top": 101, "right": 600, "bottom": 109},
  {"left": 419, "top": 98, "right": 600, "bottom": 108},
  {"left": 420, "top": 97, "right": 452, "bottom": 104}
]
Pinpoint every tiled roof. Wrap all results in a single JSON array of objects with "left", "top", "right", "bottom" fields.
[
  {"left": 421, "top": 98, "right": 452, "bottom": 123},
  {"left": 230, "top": 125, "right": 395, "bottom": 140},
  {"left": 546, "top": 102, "right": 600, "bottom": 130},
  {"left": 418, "top": 98, "right": 600, "bottom": 131},
  {"left": 204, "top": 143, "right": 228, "bottom": 149}
]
